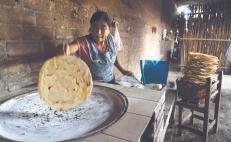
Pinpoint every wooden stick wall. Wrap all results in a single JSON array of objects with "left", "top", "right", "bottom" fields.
[{"left": 176, "top": 1, "right": 231, "bottom": 67}]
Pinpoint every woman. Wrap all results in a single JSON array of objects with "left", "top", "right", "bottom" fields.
[{"left": 63, "top": 10, "right": 133, "bottom": 83}]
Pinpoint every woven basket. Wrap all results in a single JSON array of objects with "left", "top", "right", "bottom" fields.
[{"left": 176, "top": 78, "right": 207, "bottom": 103}]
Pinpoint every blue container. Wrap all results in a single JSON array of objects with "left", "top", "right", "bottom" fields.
[{"left": 140, "top": 60, "right": 169, "bottom": 85}]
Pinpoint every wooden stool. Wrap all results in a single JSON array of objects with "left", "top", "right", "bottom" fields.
[{"left": 175, "top": 71, "right": 223, "bottom": 142}]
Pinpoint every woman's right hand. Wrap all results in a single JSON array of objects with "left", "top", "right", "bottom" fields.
[
  {"left": 62, "top": 42, "right": 79, "bottom": 56},
  {"left": 63, "top": 44, "right": 70, "bottom": 56}
]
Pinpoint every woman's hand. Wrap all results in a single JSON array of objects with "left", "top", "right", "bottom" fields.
[
  {"left": 62, "top": 42, "right": 79, "bottom": 56},
  {"left": 122, "top": 70, "right": 134, "bottom": 76},
  {"left": 63, "top": 44, "right": 70, "bottom": 56},
  {"left": 114, "top": 56, "right": 134, "bottom": 76},
  {"left": 57, "top": 43, "right": 69, "bottom": 56}
]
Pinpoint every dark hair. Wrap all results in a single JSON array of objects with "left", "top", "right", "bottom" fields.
[{"left": 90, "top": 10, "right": 113, "bottom": 27}]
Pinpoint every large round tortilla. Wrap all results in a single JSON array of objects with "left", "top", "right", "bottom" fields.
[{"left": 38, "top": 56, "right": 93, "bottom": 110}]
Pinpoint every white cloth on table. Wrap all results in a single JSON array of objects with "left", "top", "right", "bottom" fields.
[{"left": 116, "top": 75, "right": 144, "bottom": 88}]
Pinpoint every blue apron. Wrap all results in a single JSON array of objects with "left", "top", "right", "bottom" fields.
[{"left": 86, "top": 34, "right": 116, "bottom": 82}]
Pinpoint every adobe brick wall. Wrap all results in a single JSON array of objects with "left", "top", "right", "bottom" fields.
[{"left": 0, "top": 0, "right": 175, "bottom": 96}]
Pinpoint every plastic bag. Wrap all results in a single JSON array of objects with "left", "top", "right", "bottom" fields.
[{"left": 111, "top": 23, "right": 123, "bottom": 51}]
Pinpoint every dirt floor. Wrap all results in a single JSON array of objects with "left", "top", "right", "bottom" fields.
[{"left": 164, "top": 75, "right": 231, "bottom": 142}]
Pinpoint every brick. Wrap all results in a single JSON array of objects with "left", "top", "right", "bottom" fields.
[
  {"left": 1, "top": 86, "right": 37, "bottom": 97},
  {"left": 65, "top": 15, "right": 87, "bottom": 29},
  {"left": 0, "top": 78, "right": 8, "bottom": 91},
  {"left": 54, "top": 0, "right": 77, "bottom": 15},
  {"left": 0, "top": 24, "right": 23, "bottom": 40},
  {"left": 0, "top": 7, "right": 22, "bottom": 24},
  {"left": 55, "top": 28, "right": 80, "bottom": 39},
  {"left": 0, "top": 40, "right": 6, "bottom": 63},
  {"left": 8, "top": 72, "right": 37, "bottom": 91},
  {"left": 53, "top": 14, "right": 69, "bottom": 29},
  {"left": 36, "top": 12, "right": 53, "bottom": 27},
  {"left": 6, "top": 41, "right": 42, "bottom": 57},
  {"left": 7, "top": 63, "right": 31, "bottom": 75},
  {"left": 42, "top": 40, "right": 59, "bottom": 56},
  {"left": 71, "top": 6, "right": 91, "bottom": 27},
  {"left": 23, "top": 0, "right": 54, "bottom": 11},
  {"left": 0, "top": 8, "right": 7, "bottom": 23},
  {"left": 0, "top": 64, "right": 8, "bottom": 77},
  {"left": 29, "top": 60, "right": 44, "bottom": 72},
  {"left": 0, "top": 0, "right": 17, "bottom": 7},
  {"left": 0, "top": 7, "right": 36, "bottom": 26},
  {"left": 23, "top": 27, "right": 53, "bottom": 40},
  {"left": 0, "top": 63, "right": 31, "bottom": 92},
  {"left": 22, "top": 10, "right": 36, "bottom": 26},
  {"left": 53, "top": 13, "right": 87, "bottom": 29},
  {"left": 44, "top": 40, "right": 64, "bottom": 55}
]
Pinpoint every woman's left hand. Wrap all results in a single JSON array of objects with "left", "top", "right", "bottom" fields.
[{"left": 122, "top": 70, "right": 134, "bottom": 76}]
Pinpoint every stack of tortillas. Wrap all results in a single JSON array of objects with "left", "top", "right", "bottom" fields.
[
  {"left": 182, "top": 52, "right": 219, "bottom": 85},
  {"left": 38, "top": 56, "right": 93, "bottom": 110}
]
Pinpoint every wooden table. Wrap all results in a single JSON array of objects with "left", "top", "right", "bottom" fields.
[
  {"left": 75, "top": 82, "right": 166, "bottom": 142},
  {"left": 0, "top": 82, "right": 166, "bottom": 142}
]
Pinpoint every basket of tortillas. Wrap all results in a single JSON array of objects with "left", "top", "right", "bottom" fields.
[
  {"left": 177, "top": 52, "right": 219, "bottom": 102},
  {"left": 38, "top": 56, "right": 93, "bottom": 110}
]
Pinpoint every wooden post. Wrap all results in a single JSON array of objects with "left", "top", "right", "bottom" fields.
[
  {"left": 178, "top": 105, "right": 183, "bottom": 136},
  {"left": 213, "top": 71, "right": 223, "bottom": 133},
  {"left": 203, "top": 77, "right": 212, "bottom": 142},
  {"left": 190, "top": 109, "right": 194, "bottom": 125}
]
